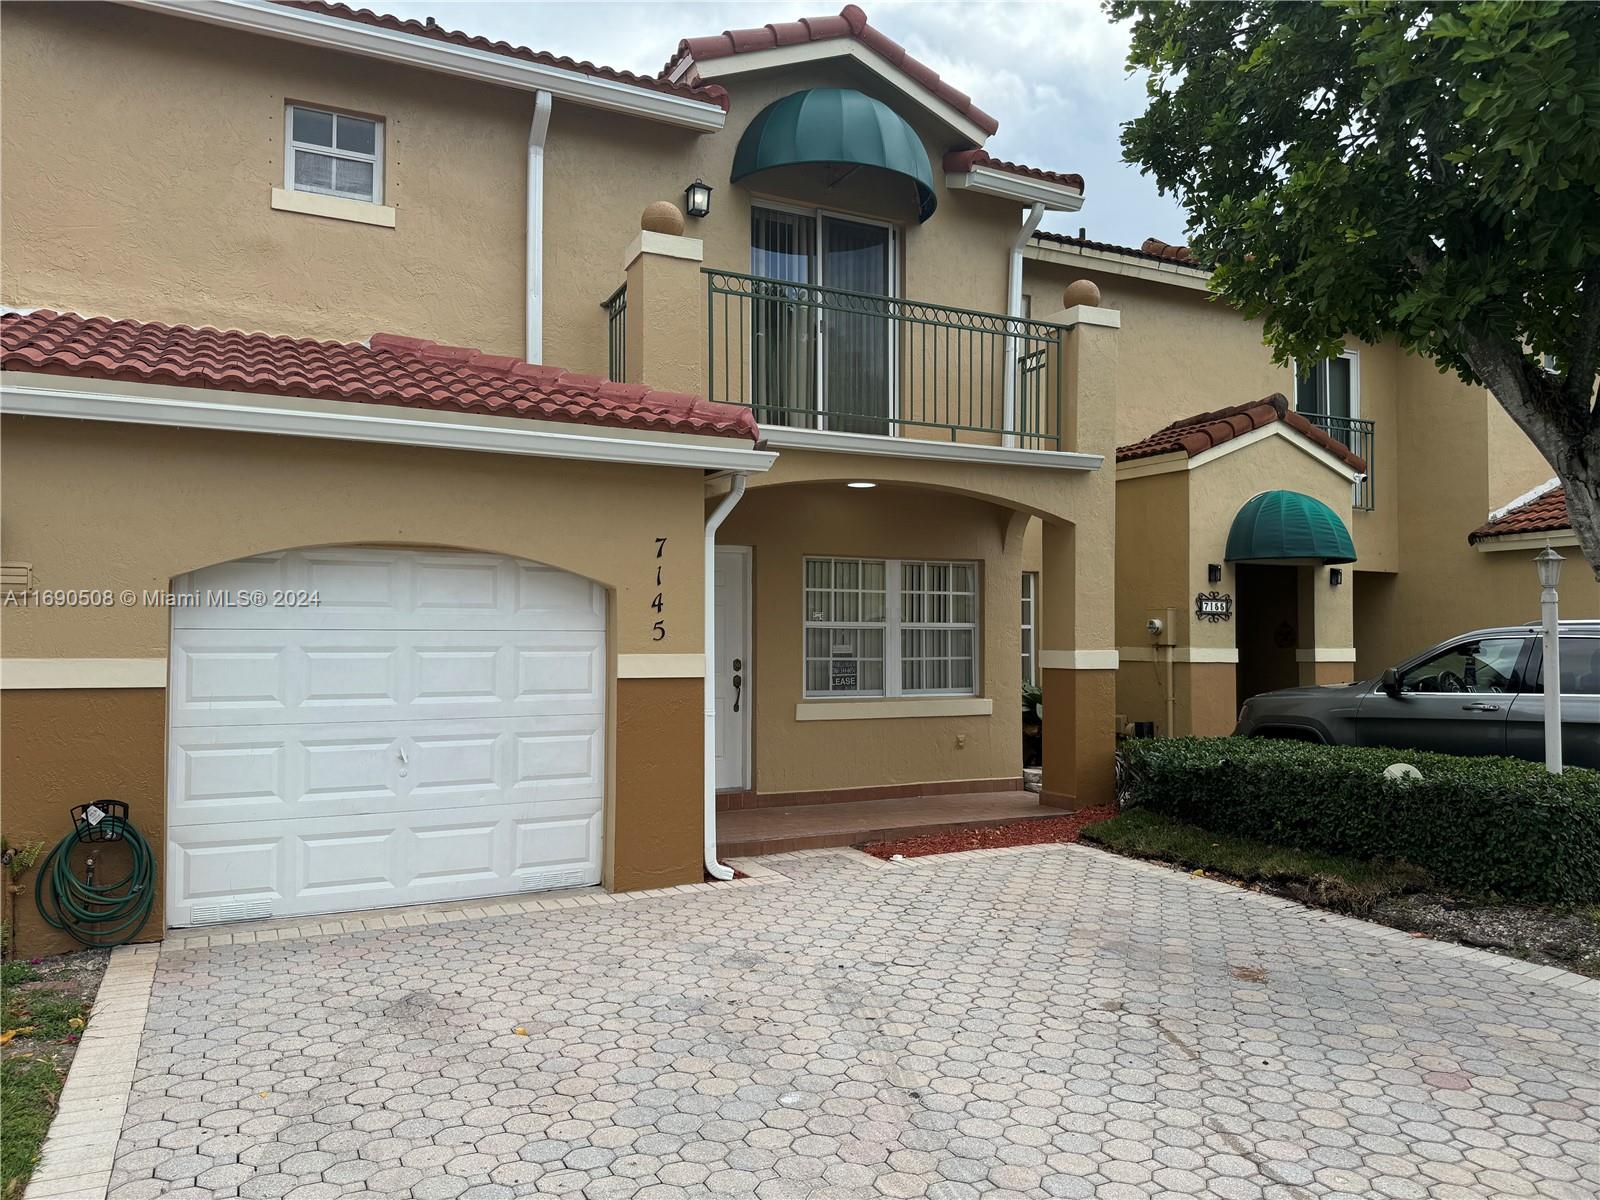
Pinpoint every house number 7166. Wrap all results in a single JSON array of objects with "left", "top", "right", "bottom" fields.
[{"left": 651, "top": 537, "right": 667, "bottom": 641}]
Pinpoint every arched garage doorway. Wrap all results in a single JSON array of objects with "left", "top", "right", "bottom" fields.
[{"left": 165, "top": 547, "right": 606, "bottom": 927}]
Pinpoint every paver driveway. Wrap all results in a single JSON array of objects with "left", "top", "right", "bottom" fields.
[{"left": 104, "top": 846, "right": 1598, "bottom": 1200}]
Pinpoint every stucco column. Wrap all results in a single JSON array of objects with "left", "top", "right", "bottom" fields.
[
  {"left": 623, "top": 202, "right": 705, "bottom": 399},
  {"left": 1296, "top": 565, "right": 1357, "bottom": 685},
  {"left": 1039, "top": 296, "right": 1120, "bottom": 810}
]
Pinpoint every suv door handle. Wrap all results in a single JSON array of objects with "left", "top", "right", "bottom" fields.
[{"left": 1461, "top": 702, "right": 1501, "bottom": 712}]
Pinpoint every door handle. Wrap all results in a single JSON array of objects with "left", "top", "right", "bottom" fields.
[
  {"left": 732, "top": 673, "right": 743, "bottom": 713},
  {"left": 1461, "top": 702, "right": 1501, "bottom": 712}
]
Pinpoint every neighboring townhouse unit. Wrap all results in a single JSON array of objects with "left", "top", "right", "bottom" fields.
[
  {"left": 1, "top": 2, "right": 1116, "bottom": 954},
  {"left": 1021, "top": 232, "right": 1598, "bottom": 737},
  {"left": 2, "top": 2, "right": 1592, "bottom": 957}
]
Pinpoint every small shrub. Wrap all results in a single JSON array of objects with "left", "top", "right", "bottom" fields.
[{"left": 1117, "top": 738, "right": 1600, "bottom": 903}]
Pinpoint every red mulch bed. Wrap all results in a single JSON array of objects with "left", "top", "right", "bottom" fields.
[{"left": 859, "top": 807, "right": 1116, "bottom": 860}]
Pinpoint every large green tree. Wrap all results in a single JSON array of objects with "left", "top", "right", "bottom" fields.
[{"left": 1112, "top": 0, "right": 1600, "bottom": 579}]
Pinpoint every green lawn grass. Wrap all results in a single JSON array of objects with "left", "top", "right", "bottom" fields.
[
  {"left": 1, "top": 1056, "right": 62, "bottom": 1197},
  {"left": 2, "top": 975, "right": 90, "bottom": 1199},
  {"left": 1082, "top": 808, "right": 1431, "bottom": 913}
]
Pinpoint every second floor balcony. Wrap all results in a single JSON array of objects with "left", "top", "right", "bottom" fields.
[
  {"left": 701, "top": 270, "right": 1067, "bottom": 452},
  {"left": 1300, "top": 411, "right": 1376, "bottom": 511}
]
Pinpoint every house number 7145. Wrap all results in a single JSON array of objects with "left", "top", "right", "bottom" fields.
[{"left": 651, "top": 537, "right": 667, "bottom": 641}]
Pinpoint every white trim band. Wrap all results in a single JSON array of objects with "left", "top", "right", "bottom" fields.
[
  {"left": 1118, "top": 646, "right": 1240, "bottom": 664},
  {"left": 1025, "top": 240, "right": 1212, "bottom": 292},
  {"left": 616, "top": 653, "right": 705, "bottom": 679},
  {"left": 270, "top": 187, "right": 395, "bottom": 228},
  {"left": 1059, "top": 305, "right": 1120, "bottom": 329},
  {"left": 757, "top": 425, "right": 1103, "bottom": 472},
  {"left": 1040, "top": 650, "right": 1119, "bottom": 671},
  {"left": 2, "top": 658, "right": 167, "bottom": 689},
  {"left": 686, "top": 41, "right": 988, "bottom": 144},
  {"left": 794, "top": 697, "right": 993, "bottom": 722},
  {"left": 121, "top": 0, "right": 728, "bottom": 130},
  {"left": 1474, "top": 530, "right": 1579, "bottom": 552},
  {"left": 945, "top": 166, "right": 1084, "bottom": 211},
  {"left": 1295, "top": 648, "right": 1358, "bottom": 663},
  {"left": 2, "top": 376, "right": 778, "bottom": 474},
  {"left": 624, "top": 230, "right": 704, "bottom": 271}
]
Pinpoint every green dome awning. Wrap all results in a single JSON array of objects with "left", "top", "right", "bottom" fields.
[
  {"left": 1225, "top": 490, "right": 1357, "bottom": 564},
  {"left": 732, "top": 88, "right": 937, "bottom": 222}
]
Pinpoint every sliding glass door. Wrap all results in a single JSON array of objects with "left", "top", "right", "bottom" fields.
[{"left": 751, "top": 206, "right": 895, "bottom": 434}]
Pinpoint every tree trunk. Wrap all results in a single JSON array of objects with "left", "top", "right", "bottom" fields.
[{"left": 1466, "top": 336, "right": 1600, "bottom": 582}]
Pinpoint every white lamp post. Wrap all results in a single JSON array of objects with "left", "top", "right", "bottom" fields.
[{"left": 1535, "top": 545, "right": 1564, "bottom": 774}]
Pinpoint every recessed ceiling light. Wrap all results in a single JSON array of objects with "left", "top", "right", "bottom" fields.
[{"left": 846, "top": 481, "right": 876, "bottom": 489}]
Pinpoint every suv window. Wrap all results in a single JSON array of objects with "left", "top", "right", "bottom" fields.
[
  {"left": 1400, "top": 637, "right": 1524, "bottom": 694},
  {"left": 1528, "top": 637, "right": 1600, "bottom": 695}
]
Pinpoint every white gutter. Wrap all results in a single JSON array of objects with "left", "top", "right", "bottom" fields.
[
  {"left": 0, "top": 375, "right": 779, "bottom": 473},
  {"left": 702, "top": 474, "right": 748, "bottom": 881},
  {"left": 525, "top": 91, "right": 553, "bottom": 363},
  {"left": 945, "top": 166, "right": 1084, "bottom": 210},
  {"left": 119, "top": 0, "right": 726, "bottom": 131},
  {"left": 1002, "top": 203, "right": 1046, "bottom": 447}
]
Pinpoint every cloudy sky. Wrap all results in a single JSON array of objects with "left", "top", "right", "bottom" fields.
[{"left": 380, "top": 0, "right": 1190, "bottom": 247}]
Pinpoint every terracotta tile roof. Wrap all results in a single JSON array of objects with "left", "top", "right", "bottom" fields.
[
  {"left": 943, "top": 149, "right": 1084, "bottom": 193},
  {"left": 1116, "top": 394, "right": 1367, "bottom": 473},
  {"left": 663, "top": 4, "right": 999, "bottom": 137},
  {"left": 1032, "top": 229, "right": 1205, "bottom": 269},
  {"left": 278, "top": 1, "right": 729, "bottom": 111},
  {"left": 1469, "top": 484, "right": 1571, "bottom": 543},
  {"left": 0, "top": 310, "right": 759, "bottom": 442},
  {"left": 1138, "top": 237, "right": 1193, "bottom": 263}
]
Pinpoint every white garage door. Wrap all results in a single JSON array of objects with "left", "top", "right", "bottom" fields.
[{"left": 166, "top": 547, "right": 605, "bottom": 927}]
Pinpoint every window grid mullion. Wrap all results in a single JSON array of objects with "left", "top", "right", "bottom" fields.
[{"left": 886, "top": 558, "right": 903, "bottom": 699}]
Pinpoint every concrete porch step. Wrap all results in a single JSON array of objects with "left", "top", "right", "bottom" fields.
[{"left": 715, "top": 790, "right": 1068, "bottom": 857}]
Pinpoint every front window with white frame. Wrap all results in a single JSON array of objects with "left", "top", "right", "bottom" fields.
[
  {"left": 804, "top": 557, "right": 978, "bottom": 697},
  {"left": 286, "top": 104, "right": 383, "bottom": 204}
]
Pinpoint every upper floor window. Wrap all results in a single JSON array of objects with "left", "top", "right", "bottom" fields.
[
  {"left": 1295, "top": 351, "right": 1359, "bottom": 422},
  {"left": 286, "top": 105, "right": 383, "bottom": 205}
]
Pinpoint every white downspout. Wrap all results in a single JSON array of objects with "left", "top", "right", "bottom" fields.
[
  {"left": 1002, "top": 202, "right": 1047, "bottom": 448},
  {"left": 703, "top": 474, "right": 748, "bottom": 880},
  {"left": 525, "top": 90, "right": 553, "bottom": 362}
]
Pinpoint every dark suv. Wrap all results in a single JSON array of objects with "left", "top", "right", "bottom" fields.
[{"left": 1234, "top": 620, "right": 1600, "bottom": 768}]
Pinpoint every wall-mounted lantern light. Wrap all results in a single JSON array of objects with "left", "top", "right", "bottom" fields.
[
  {"left": 684, "top": 179, "right": 713, "bottom": 219},
  {"left": 1328, "top": 568, "right": 1343, "bottom": 587},
  {"left": 1207, "top": 563, "right": 1222, "bottom": 584}
]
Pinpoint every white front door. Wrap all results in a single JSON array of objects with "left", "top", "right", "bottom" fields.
[
  {"left": 713, "top": 546, "right": 751, "bottom": 791},
  {"left": 165, "top": 547, "right": 606, "bottom": 926}
]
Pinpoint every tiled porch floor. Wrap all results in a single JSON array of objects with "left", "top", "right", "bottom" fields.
[{"left": 715, "top": 790, "right": 1065, "bottom": 856}]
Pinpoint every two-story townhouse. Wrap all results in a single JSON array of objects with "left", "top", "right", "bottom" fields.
[
  {"left": 1, "top": 2, "right": 1120, "bottom": 955},
  {"left": 1021, "top": 232, "right": 1598, "bottom": 737}
]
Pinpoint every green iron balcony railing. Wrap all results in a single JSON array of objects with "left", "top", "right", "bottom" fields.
[
  {"left": 704, "top": 269, "right": 1065, "bottom": 449},
  {"left": 601, "top": 283, "right": 627, "bottom": 382},
  {"left": 1302, "top": 412, "right": 1376, "bottom": 511}
]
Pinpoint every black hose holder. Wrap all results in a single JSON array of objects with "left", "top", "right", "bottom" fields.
[{"left": 71, "top": 799, "right": 129, "bottom": 844}]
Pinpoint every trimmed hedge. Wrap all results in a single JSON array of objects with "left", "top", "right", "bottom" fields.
[{"left": 1117, "top": 738, "right": 1600, "bottom": 903}]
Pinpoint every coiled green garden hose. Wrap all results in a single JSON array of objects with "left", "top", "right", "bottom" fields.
[{"left": 35, "top": 820, "right": 156, "bottom": 946}]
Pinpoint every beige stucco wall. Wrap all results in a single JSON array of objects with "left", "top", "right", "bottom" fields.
[
  {"left": 3, "top": 4, "right": 1021, "bottom": 379},
  {"left": 1028, "top": 434, "right": 1357, "bottom": 735},
  {"left": 1021, "top": 254, "right": 1425, "bottom": 573},
  {"left": 549, "top": 58, "right": 1020, "bottom": 383},
  {"left": 0, "top": 415, "right": 708, "bottom": 658},
  {"left": 1, "top": 3, "right": 531, "bottom": 352},
  {"left": 1186, "top": 434, "right": 1354, "bottom": 654},
  {"left": 718, "top": 483, "right": 1025, "bottom": 796},
  {"left": 1350, "top": 353, "right": 1591, "bottom": 674}
]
